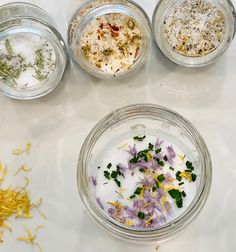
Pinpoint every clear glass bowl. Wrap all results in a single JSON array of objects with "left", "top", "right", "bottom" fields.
[
  {"left": 0, "top": 2, "right": 67, "bottom": 99},
  {"left": 67, "top": 0, "right": 151, "bottom": 78},
  {"left": 77, "top": 104, "right": 212, "bottom": 243},
  {"left": 152, "top": 0, "right": 236, "bottom": 67}
]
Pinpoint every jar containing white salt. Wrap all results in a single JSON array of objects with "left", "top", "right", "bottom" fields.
[
  {"left": 67, "top": 0, "right": 151, "bottom": 78},
  {"left": 152, "top": 0, "right": 236, "bottom": 67},
  {"left": 0, "top": 2, "right": 67, "bottom": 99}
]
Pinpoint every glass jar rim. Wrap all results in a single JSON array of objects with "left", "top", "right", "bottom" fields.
[
  {"left": 0, "top": 2, "right": 68, "bottom": 99},
  {"left": 152, "top": 0, "right": 236, "bottom": 67},
  {"left": 77, "top": 103, "right": 212, "bottom": 242},
  {"left": 67, "top": 0, "right": 151, "bottom": 78}
]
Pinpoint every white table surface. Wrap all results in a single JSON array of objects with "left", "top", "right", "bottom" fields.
[{"left": 0, "top": 0, "right": 236, "bottom": 251}]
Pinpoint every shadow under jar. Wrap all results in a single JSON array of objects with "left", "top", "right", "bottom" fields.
[
  {"left": 0, "top": 2, "right": 67, "bottom": 99},
  {"left": 67, "top": 0, "right": 151, "bottom": 78},
  {"left": 152, "top": 0, "right": 236, "bottom": 67},
  {"left": 77, "top": 104, "right": 212, "bottom": 244}
]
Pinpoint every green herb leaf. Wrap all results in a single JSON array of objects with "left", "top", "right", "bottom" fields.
[
  {"left": 111, "top": 171, "right": 118, "bottom": 179},
  {"left": 139, "top": 168, "right": 145, "bottom": 173},
  {"left": 191, "top": 173, "right": 197, "bottom": 182},
  {"left": 114, "top": 178, "right": 121, "bottom": 187},
  {"left": 157, "top": 174, "right": 165, "bottom": 182},
  {"left": 178, "top": 181, "right": 184, "bottom": 186},
  {"left": 152, "top": 186, "right": 156, "bottom": 192},
  {"left": 182, "top": 191, "right": 186, "bottom": 197},
  {"left": 163, "top": 155, "right": 168, "bottom": 161},
  {"left": 107, "top": 163, "right": 112, "bottom": 169},
  {"left": 129, "top": 194, "right": 135, "bottom": 199},
  {"left": 176, "top": 171, "right": 182, "bottom": 181},
  {"left": 186, "top": 161, "right": 194, "bottom": 171},
  {"left": 133, "top": 135, "right": 146, "bottom": 141},
  {"left": 169, "top": 166, "right": 174, "bottom": 171},
  {"left": 155, "top": 148, "right": 162, "bottom": 154},
  {"left": 104, "top": 171, "right": 111, "bottom": 180},
  {"left": 129, "top": 156, "right": 139, "bottom": 164},
  {"left": 5, "top": 39, "right": 13, "bottom": 57},
  {"left": 134, "top": 187, "right": 142, "bottom": 195},
  {"left": 168, "top": 189, "right": 181, "bottom": 199},
  {"left": 137, "top": 211, "right": 145, "bottom": 219},
  {"left": 148, "top": 143, "right": 154, "bottom": 151},
  {"left": 176, "top": 197, "right": 183, "bottom": 208},
  {"left": 158, "top": 160, "right": 164, "bottom": 167}
]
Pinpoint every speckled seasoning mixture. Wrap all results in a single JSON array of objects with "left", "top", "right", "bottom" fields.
[
  {"left": 163, "top": 0, "right": 226, "bottom": 57},
  {"left": 91, "top": 135, "right": 197, "bottom": 229},
  {"left": 79, "top": 13, "right": 142, "bottom": 75}
]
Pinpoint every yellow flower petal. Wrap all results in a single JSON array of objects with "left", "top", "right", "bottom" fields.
[
  {"left": 15, "top": 165, "right": 32, "bottom": 176},
  {"left": 25, "top": 143, "right": 31, "bottom": 154},
  {"left": 12, "top": 148, "right": 25, "bottom": 155}
]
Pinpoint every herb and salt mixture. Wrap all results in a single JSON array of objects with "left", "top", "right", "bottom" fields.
[
  {"left": 0, "top": 34, "right": 56, "bottom": 88},
  {"left": 79, "top": 13, "right": 142, "bottom": 75},
  {"left": 91, "top": 135, "right": 197, "bottom": 229},
  {"left": 163, "top": 0, "right": 226, "bottom": 57}
]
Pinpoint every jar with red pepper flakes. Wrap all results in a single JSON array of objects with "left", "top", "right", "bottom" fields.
[{"left": 67, "top": 0, "right": 151, "bottom": 78}]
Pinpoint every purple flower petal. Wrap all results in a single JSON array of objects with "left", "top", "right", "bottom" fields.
[
  {"left": 126, "top": 144, "right": 137, "bottom": 157},
  {"left": 117, "top": 163, "right": 128, "bottom": 173},
  {"left": 164, "top": 172, "right": 173, "bottom": 184},
  {"left": 91, "top": 176, "right": 97, "bottom": 186},
  {"left": 166, "top": 145, "right": 176, "bottom": 165},
  {"left": 96, "top": 197, "right": 104, "bottom": 210},
  {"left": 108, "top": 207, "right": 116, "bottom": 216},
  {"left": 164, "top": 201, "right": 173, "bottom": 216},
  {"left": 155, "top": 138, "right": 164, "bottom": 149},
  {"left": 138, "top": 174, "right": 155, "bottom": 187}
]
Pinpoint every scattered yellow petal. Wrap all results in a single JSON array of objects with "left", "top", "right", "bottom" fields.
[
  {"left": 12, "top": 143, "right": 32, "bottom": 155},
  {"left": 107, "top": 201, "right": 122, "bottom": 208},
  {"left": 125, "top": 219, "right": 134, "bottom": 226},
  {"left": 23, "top": 177, "right": 30, "bottom": 188},
  {"left": 15, "top": 165, "right": 32, "bottom": 176},
  {"left": 0, "top": 230, "right": 3, "bottom": 243},
  {"left": 118, "top": 187, "right": 127, "bottom": 194},
  {"left": 35, "top": 225, "right": 44, "bottom": 233},
  {"left": 12, "top": 148, "right": 25, "bottom": 155},
  {"left": 139, "top": 186, "right": 146, "bottom": 199},
  {"left": 0, "top": 161, "right": 2, "bottom": 172},
  {"left": 17, "top": 225, "right": 44, "bottom": 251},
  {"left": 25, "top": 143, "right": 31, "bottom": 155},
  {"left": 180, "top": 171, "right": 192, "bottom": 182},
  {"left": 145, "top": 216, "right": 153, "bottom": 226},
  {"left": 178, "top": 154, "right": 186, "bottom": 161},
  {"left": 146, "top": 152, "right": 152, "bottom": 161},
  {"left": 31, "top": 198, "right": 47, "bottom": 220},
  {"left": 118, "top": 143, "right": 128, "bottom": 150},
  {"left": 0, "top": 165, "right": 8, "bottom": 183},
  {"left": 2, "top": 224, "right": 12, "bottom": 232},
  {"left": 35, "top": 242, "right": 44, "bottom": 252}
]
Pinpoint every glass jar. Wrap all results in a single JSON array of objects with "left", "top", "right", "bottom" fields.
[
  {"left": 0, "top": 2, "right": 67, "bottom": 99},
  {"left": 77, "top": 104, "right": 212, "bottom": 244},
  {"left": 67, "top": 0, "right": 151, "bottom": 78},
  {"left": 152, "top": 0, "right": 236, "bottom": 67}
]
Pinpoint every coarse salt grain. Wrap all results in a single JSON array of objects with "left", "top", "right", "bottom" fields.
[{"left": 163, "top": 0, "right": 226, "bottom": 57}]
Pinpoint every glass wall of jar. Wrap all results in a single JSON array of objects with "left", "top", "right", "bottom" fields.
[
  {"left": 77, "top": 104, "right": 212, "bottom": 244},
  {"left": 0, "top": 2, "right": 67, "bottom": 99},
  {"left": 152, "top": 0, "right": 236, "bottom": 67},
  {"left": 67, "top": 0, "right": 151, "bottom": 78}
]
